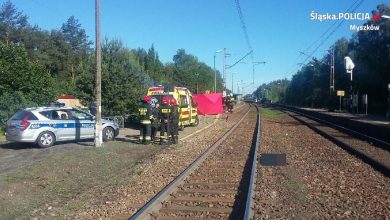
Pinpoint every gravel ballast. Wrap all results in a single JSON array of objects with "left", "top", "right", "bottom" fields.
[
  {"left": 254, "top": 108, "right": 390, "bottom": 219},
  {"left": 75, "top": 104, "right": 250, "bottom": 219}
]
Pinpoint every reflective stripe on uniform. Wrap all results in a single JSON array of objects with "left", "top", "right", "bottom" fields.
[
  {"left": 139, "top": 108, "right": 147, "bottom": 115},
  {"left": 161, "top": 109, "right": 171, "bottom": 113},
  {"left": 144, "top": 136, "right": 151, "bottom": 140},
  {"left": 141, "top": 120, "right": 151, "bottom": 124},
  {"left": 139, "top": 136, "right": 144, "bottom": 140}
]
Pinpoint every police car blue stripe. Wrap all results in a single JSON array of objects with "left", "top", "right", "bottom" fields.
[{"left": 29, "top": 123, "right": 95, "bottom": 129}]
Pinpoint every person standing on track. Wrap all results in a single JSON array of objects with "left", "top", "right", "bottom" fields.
[{"left": 138, "top": 96, "right": 152, "bottom": 145}]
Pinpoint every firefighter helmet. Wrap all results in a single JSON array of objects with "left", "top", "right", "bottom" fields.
[
  {"left": 170, "top": 98, "right": 177, "bottom": 106},
  {"left": 162, "top": 96, "right": 170, "bottom": 105},
  {"left": 143, "top": 96, "right": 151, "bottom": 103}
]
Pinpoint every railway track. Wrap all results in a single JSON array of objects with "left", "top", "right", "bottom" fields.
[
  {"left": 130, "top": 104, "right": 260, "bottom": 220},
  {"left": 274, "top": 106, "right": 390, "bottom": 178}
]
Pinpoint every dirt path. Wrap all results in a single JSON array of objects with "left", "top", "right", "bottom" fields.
[{"left": 0, "top": 112, "right": 219, "bottom": 176}]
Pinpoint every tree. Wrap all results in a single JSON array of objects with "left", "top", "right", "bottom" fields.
[
  {"left": 76, "top": 39, "right": 148, "bottom": 116},
  {"left": 0, "top": 42, "right": 56, "bottom": 130},
  {"left": 0, "top": 0, "right": 29, "bottom": 44},
  {"left": 61, "top": 16, "right": 91, "bottom": 83},
  {"left": 0, "top": 92, "right": 38, "bottom": 131},
  {"left": 171, "top": 49, "right": 222, "bottom": 93},
  {"left": 268, "top": 3, "right": 390, "bottom": 114},
  {"left": 0, "top": 42, "right": 56, "bottom": 103}
]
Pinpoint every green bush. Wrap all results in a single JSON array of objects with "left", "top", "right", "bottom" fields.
[{"left": 0, "top": 92, "right": 38, "bottom": 131}]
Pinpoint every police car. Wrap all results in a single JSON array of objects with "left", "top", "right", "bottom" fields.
[{"left": 5, "top": 107, "right": 119, "bottom": 148}]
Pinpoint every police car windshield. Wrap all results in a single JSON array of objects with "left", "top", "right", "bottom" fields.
[{"left": 69, "top": 109, "right": 93, "bottom": 120}]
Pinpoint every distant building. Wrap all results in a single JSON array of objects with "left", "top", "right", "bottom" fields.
[
  {"left": 233, "top": 94, "right": 242, "bottom": 104},
  {"left": 57, "top": 95, "right": 88, "bottom": 111}
]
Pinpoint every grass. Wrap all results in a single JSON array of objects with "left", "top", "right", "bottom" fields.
[
  {"left": 260, "top": 108, "right": 287, "bottom": 119},
  {"left": 0, "top": 132, "right": 4, "bottom": 141},
  {"left": 0, "top": 141, "right": 161, "bottom": 219}
]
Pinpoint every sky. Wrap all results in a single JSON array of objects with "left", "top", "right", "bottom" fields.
[{"left": 5, "top": 0, "right": 390, "bottom": 94}]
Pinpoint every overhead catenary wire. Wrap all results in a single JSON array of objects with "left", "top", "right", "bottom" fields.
[
  {"left": 300, "top": 0, "right": 365, "bottom": 65},
  {"left": 226, "top": 50, "right": 253, "bottom": 69},
  {"left": 285, "top": 0, "right": 365, "bottom": 78},
  {"left": 234, "top": 0, "right": 253, "bottom": 59},
  {"left": 234, "top": 0, "right": 261, "bottom": 85},
  {"left": 303, "top": 0, "right": 362, "bottom": 54}
]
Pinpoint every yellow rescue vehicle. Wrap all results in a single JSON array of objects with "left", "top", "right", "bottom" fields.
[{"left": 147, "top": 86, "right": 199, "bottom": 130}]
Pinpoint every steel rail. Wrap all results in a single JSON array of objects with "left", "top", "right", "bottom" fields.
[
  {"left": 277, "top": 105, "right": 390, "bottom": 151},
  {"left": 243, "top": 104, "right": 261, "bottom": 220},
  {"left": 278, "top": 107, "right": 390, "bottom": 178},
  {"left": 130, "top": 105, "right": 253, "bottom": 220}
]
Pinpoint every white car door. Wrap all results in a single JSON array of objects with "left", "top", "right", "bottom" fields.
[{"left": 68, "top": 109, "right": 95, "bottom": 139}]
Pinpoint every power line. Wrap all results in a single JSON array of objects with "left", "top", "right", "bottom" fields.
[
  {"left": 226, "top": 50, "right": 253, "bottom": 69},
  {"left": 234, "top": 0, "right": 253, "bottom": 56},
  {"left": 303, "top": 0, "right": 361, "bottom": 54},
  {"left": 301, "top": 0, "right": 365, "bottom": 65},
  {"left": 235, "top": 0, "right": 263, "bottom": 85},
  {"left": 286, "top": 0, "right": 365, "bottom": 78}
]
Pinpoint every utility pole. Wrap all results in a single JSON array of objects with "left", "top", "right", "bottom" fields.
[
  {"left": 330, "top": 47, "right": 335, "bottom": 96},
  {"left": 327, "top": 47, "right": 335, "bottom": 111},
  {"left": 231, "top": 72, "right": 234, "bottom": 94},
  {"left": 253, "top": 61, "right": 266, "bottom": 85},
  {"left": 94, "top": 0, "right": 103, "bottom": 147},
  {"left": 252, "top": 64, "right": 255, "bottom": 84},
  {"left": 213, "top": 49, "right": 222, "bottom": 93},
  {"left": 223, "top": 48, "right": 227, "bottom": 92},
  {"left": 387, "top": 84, "right": 390, "bottom": 119},
  {"left": 213, "top": 54, "right": 217, "bottom": 93}
]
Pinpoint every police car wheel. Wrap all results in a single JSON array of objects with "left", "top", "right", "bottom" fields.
[
  {"left": 37, "top": 131, "right": 56, "bottom": 148},
  {"left": 103, "top": 127, "right": 114, "bottom": 142}
]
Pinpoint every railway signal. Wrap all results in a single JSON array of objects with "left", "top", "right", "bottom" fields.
[{"left": 344, "top": 56, "right": 355, "bottom": 113}]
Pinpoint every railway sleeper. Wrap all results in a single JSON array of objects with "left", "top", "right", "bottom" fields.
[
  {"left": 186, "top": 177, "right": 240, "bottom": 184},
  {"left": 164, "top": 199, "right": 234, "bottom": 209},
  {"left": 173, "top": 189, "right": 237, "bottom": 199},
  {"left": 155, "top": 210, "right": 231, "bottom": 219},
  {"left": 209, "top": 154, "right": 250, "bottom": 160},
  {"left": 198, "top": 163, "right": 245, "bottom": 170},
  {"left": 190, "top": 171, "right": 243, "bottom": 179},
  {"left": 170, "top": 195, "right": 236, "bottom": 203},
  {"left": 155, "top": 216, "right": 219, "bottom": 220},
  {"left": 191, "top": 168, "right": 244, "bottom": 175},
  {"left": 182, "top": 182, "right": 239, "bottom": 188},
  {"left": 158, "top": 205, "right": 233, "bottom": 216},
  {"left": 179, "top": 183, "right": 239, "bottom": 191}
]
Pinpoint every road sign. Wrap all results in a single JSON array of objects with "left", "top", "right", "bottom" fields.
[{"left": 337, "top": 90, "right": 345, "bottom": 96}]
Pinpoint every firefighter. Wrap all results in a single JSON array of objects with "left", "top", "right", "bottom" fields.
[
  {"left": 223, "top": 96, "right": 229, "bottom": 113},
  {"left": 228, "top": 94, "right": 234, "bottom": 113},
  {"left": 138, "top": 96, "right": 152, "bottom": 145},
  {"left": 159, "top": 96, "right": 172, "bottom": 145},
  {"left": 150, "top": 102, "right": 160, "bottom": 142},
  {"left": 169, "top": 98, "right": 179, "bottom": 144}
]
